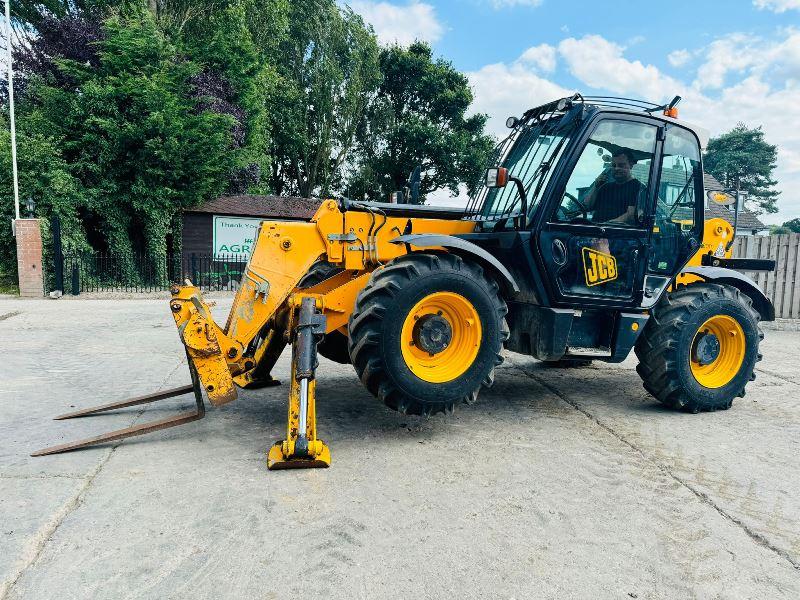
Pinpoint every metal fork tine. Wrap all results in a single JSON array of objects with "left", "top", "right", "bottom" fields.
[
  {"left": 31, "top": 400, "right": 205, "bottom": 456},
  {"left": 53, "top": 384, "right": 195, "bottom": 420},
  {"left": 33, "top": 365, "right": 206, "bottom": 457}
]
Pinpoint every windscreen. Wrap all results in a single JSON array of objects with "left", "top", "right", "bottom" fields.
[{"left": 465, "top": 104, "right": 583, "bottom": 222}]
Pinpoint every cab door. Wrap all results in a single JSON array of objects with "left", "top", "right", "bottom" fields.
[
  {"left": 536, "top": 116, "right": 660, "bottom": 308},
  {"left": 641, "top": 124, "right": 703, "bottom": 307}
]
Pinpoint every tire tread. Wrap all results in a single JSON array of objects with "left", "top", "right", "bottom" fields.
[
  {"left": 635, "top": 283, "right": 762, "bottom": 412},
  {"left": 348, "top": 253, "right": 508, "bottom": 416}
]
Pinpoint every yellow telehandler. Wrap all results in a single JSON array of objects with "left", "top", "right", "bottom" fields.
[{"left": 35, "top": 94, "right": 776, "bottom": 469}]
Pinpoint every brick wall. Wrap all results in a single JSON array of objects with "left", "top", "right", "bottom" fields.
[{"left": 14, "top": 219, "right": 44, "bottom": 297}]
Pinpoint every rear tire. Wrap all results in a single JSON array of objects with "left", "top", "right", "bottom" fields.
[
  {"left": 635, "top": 283, "right": 762, "bottom": 413},
  {"left": 348, "top": 253, "right": 509, "bottom": 416},
  {"left": 298, "top": 261, "right": 351, "bottom": 364}
]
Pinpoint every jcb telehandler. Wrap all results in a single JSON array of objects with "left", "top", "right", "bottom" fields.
[{"left": 35, "top": 94, "right": 776, "bottom": 469}]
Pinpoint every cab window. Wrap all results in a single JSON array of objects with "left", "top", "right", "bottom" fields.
[
  {"left": 554, "top": 120, "right": 657, "bottom": 226},
  {"left": 649, "top": 126, "right": 702, "bottom": 274}
]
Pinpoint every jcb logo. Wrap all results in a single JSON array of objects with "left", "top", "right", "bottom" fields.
[{"left": 582, "top": 247, "right": 617, "bottom": 286}]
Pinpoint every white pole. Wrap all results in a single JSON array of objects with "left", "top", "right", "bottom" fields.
[{"left": 4, "top": 0, "right": 20, "bottom": 230}]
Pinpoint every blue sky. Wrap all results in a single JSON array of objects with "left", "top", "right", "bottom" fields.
[
  {"left": 435, "top": 1, "right": 793, "bottom": 73},
  {"left": 348, "top": 0, "right": 800, "bottom": 222}
]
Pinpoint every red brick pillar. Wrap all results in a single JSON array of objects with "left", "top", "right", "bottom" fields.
[{"left": 14, "top": 219, "right": 44, "bottom": 297}]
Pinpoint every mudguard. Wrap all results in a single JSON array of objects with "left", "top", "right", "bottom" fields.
[
  {"left": 391, "top": 233, "right": 521, "bottom": 293},
  {"left": 681, "top": 266, "right": 775, "bottom": 321}
]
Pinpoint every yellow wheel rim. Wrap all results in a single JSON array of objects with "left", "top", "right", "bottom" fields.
[
  {"left": 690, "top": 315, "right": 745, "bottom": 389},
  {"left": 400, "top": 292, "right": 482, "bottom": 383}
]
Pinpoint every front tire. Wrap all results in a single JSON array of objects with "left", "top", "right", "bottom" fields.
[
  {"left": 348, "top": 253, "right": 509, "bottom": 416},
  {"left": 635, "top": 283, "right": 762, "bottom": 412}
]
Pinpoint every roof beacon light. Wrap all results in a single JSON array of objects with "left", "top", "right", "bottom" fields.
[{"left": 664, "top": 95, "right": 682, "bottom": 118}]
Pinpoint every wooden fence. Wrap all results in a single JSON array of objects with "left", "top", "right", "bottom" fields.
[{"left": 732, "top": 233, "right": 800, "bottom": 319}]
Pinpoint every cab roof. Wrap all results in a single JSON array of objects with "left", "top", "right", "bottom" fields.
[{"left": 516, "top": 94, "right": 709, "bottom": 149}]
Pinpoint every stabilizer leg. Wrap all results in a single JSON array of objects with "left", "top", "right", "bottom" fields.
[{"left": 268, "top": 297, "right": 331, "bottom": 470}]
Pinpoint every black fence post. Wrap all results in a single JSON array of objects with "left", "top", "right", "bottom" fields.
[
  {"left": 71, "top": 260, "right": 80, "bottom": 295},
  {"left": 190, "top": 253, "right": 198, "bottom": 287},
  {"left": 51, "top": 215, "right": 64, "bottom": 293}
]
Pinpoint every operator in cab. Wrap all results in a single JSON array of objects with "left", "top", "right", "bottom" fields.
[{"left": 584, "top": 148, "right": 646, "bottom": 225}]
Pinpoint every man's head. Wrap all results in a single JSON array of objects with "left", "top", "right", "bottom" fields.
[{"left": 611, "top": 149, "right": 636, "bottom": 182}]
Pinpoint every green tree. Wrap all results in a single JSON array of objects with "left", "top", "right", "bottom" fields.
[
  {"left": 17, "top": 6, "right": 235, "bottom": 278},
  {"left": 8, "top": 1, "right": 70, "bottom": 27},
  {"left": 3, "top": 1, "right": 290, "bottom": 281},
  {"left": 268, "top": 0, "right": 381, "bottom": 197},
  {"left": 780, "top": 218, "right": 800, "bottom": 233},
  {"left": 704, "top": 123, "right": 780, "bottom": 214},
  {"left": 177, "top": 1, "right": 288, "bottom": 193},
  {"left": 349, "top": 42, "right": 494, "bottom": 204}
]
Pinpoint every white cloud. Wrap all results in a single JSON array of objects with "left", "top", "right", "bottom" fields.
[
  {"left": 668, "top": 49, "right": 692, "bottom": 68},
  {"left": 694, "top": 34, "right": 761, "bottom": 89},
  {"left": 694, "top": 30, "right": 800, "bottom": 89},
  {"left": 519, "top": 43, "right": 557, "bottom": 72},
  {"left": 467, "top": 60, "right": 572, "bottom": 138},
  {"left": 427, "top": 183, "right": 470, "bottom": 207},
  {"left": 679, "top": 75, "right": 800, "bottom": 219},
  {"left": 348, "top": 1, "right": 444, "bottom": 46},
  {"left": 754, "top": 0, "right": 800, "bottom": 12},
  {"left": 558, "top": 35, "right": 681, "bottom": 101}
]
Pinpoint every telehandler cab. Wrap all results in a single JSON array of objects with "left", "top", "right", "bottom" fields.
[{"left": 35, "top": 94, "right": 776, "bottom": 469}]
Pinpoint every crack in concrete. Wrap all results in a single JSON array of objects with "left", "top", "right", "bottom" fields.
[
  {"left": 514, "top": 364, "right": 800, "bottom": 573},
  {"left": 0, "top": 474, "right": 85, "bottom": 481},
  {"left": 0, "top": 357, "right": 189, "bottom": 600},
  {"left": 756, "top": 367, "right": 800, "bottom": 387},
  {"left": 0, "top": 450, "right": 115, "bottom": 600},
  {"left": 0, "top": 311, "right": 21, "bottom": 322},
  {"left": 160, "top": 355, "right": 188, "bottom": 387}
]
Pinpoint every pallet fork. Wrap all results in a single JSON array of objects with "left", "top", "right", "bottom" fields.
[{"left": 32, "top": 363, "right": 206, "bottom": 457}]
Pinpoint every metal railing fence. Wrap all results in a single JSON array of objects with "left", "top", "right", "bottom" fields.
[{"left": 51, "top": 252, "right": 249, "bottom": 294}]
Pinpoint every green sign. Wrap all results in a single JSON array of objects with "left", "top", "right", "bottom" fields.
[{"left": 212, "top": 215, "right": 262, "bottom": 257}]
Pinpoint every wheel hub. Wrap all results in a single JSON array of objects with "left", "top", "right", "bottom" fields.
[
  {"left": 412, "top": 314, "right": 452, "bottom": 355},
  {"left": 400, "top": 291, "right": 483, "bottom": 384},
  {"left": 692, "top": 330, "right": 721, "bottom": 366}
]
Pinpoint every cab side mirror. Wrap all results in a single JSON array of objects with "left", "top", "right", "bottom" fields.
[{"left": 485, "top": 167, "right": 509, "bottom": 188}]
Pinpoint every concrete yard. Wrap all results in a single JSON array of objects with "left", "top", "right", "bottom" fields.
[{"left": 1, "top": 296, "right": 799, "bottom": 599}]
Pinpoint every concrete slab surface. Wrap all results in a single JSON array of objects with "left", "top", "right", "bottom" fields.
[{"left": 1, "top": 297, "right": 799, "bottom": 599}]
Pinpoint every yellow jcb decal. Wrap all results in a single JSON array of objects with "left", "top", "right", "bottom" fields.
[{"left": 582, "top": 246, "right": 618, "bottom": 287}]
